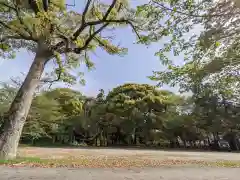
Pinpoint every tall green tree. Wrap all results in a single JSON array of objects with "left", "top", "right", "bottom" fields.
[
  {"left": 45, "top": 88, "right": 84, "bottom": 117},
  {"left": 134, "top": 0, "right": 240, "bottom": 94},
  {"left": 106, "top": 83, "right": 179, "bottom": 144},
  {"left": 137, "top": 1, "right": 240, "bottom": 141},
  {"left": 22, "top": 87, "right": 85, "bottom": 144},
  {"left": 0, "top": 83, "right": 18, "bottom": 132},
  {"left": 0, "top": 83, "right": 17, "bottom": 114},
  {"left": 0, "top": 0, "right": 144, "bottom": 159},
  {"left": 23, "top": 92, "right": 62, "bottom": 144}
]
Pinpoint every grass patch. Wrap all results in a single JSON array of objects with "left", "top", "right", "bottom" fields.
[
  {"left": 0, "top": 157, "right": 44, "bottom": 165},
  {"left": 209, "top": 161, "right": 240, "bottom": 168},
  {"left": 19, "top": 143, "right": 78, "bottom": 148}
]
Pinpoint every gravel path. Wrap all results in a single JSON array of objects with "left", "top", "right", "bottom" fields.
[{"left": 0, "top": 167, "right": 239, "bottom": 180}]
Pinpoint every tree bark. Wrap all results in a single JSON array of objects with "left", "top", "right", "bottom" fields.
[
  {"left": 0, "top": 49, "right": 51, "bottom": 160},
  {"left": 131, "top": 127, "right": 137, "bottom": 145}
]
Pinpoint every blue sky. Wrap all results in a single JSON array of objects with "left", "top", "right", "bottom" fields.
[{"left": 0, "top": 0, "right": 180, "bottom": 97}]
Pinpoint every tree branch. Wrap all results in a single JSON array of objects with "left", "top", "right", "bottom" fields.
[
  {"left": 0, "top": 35, "right": 33, "bottom": 42},
  {"left": 54, "top": 0, "right": 140, "bottom": 54},
  {"left": 0, "top": 2, "right": 16, "bottom": 11},
  {"left": 41, "top": 70, "right": 62, "bottom": 88},
  {"left": 76, "top": 23, "right": 108, "bottom": 53},
  {"left": 55, "top": 18, "right": 140, "bottom": 54},
  {"left": 102, "top": 0, "right": 118, "bottom": 20},
  {"left": 151, "top": 0, "right": 236, "bottom": 18},
  {"left": 86, "top": 19, "right": 140, "bottom": 39},
  {"left": 94, "top": 37, "right": 117, "bottom": 53},
  {"left": 0, "top": 21, "right": 14, "bottom": 33},
  {"left": 82, "top": 0, "right": 93, "bottom": 23},
  {"left": 53, "top": 0, "right": 118, "bottom": 50},
  {"left": 0, "top": 2, "right": 35, "bottom": 41},
  {"left": 72, "top": 0, "right": 117, "bottom": 40},
  {"left": 41, "top": 58, "right": 64, "bottom": 88},
  {"left": 72, "top": 0, "right": 94, "bottom": 39},
  {"left": 0, "top": 21, "right": 31, "bottom": 41},
  {"left": 12, "top": 3, "right": 34, "bottom": 38},
  {"left": 42, "top": 69, "right": 63, "bottom": 88},
  {"left": 61, "top": 23, "right": 109, "bottom": 54}
]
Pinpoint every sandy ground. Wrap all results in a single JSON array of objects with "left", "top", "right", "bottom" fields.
[
  {"left": 0, "top": 166, "right": 239, "bottom": 180},
  {"left": 18, "top": 147, "right": 240, "bottom": 161}
]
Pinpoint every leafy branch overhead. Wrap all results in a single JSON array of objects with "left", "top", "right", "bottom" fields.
[
  {"left": 135, "top": 0, "right": 240, "bottom": 95},
  {"left": 0, "top": 0, "right": 142, "bottom": 84}
]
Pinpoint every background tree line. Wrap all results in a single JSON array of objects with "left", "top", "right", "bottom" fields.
[{"left": 1, "top": 80, "right": 239, "bottom": 150}]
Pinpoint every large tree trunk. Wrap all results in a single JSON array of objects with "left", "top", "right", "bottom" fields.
[{"left": 0, "top": 49, "right": 51, "bottom": 160}]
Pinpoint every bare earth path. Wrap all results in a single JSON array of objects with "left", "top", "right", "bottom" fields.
[
  {"left": 1, "top": 147, "right": 240, "bottom": 179},
  {"left": 0, "top": 166, "right": 239, "bottom": 180},
  {"left": 18, "top": 147, "right": 240, "bottom": 161}
]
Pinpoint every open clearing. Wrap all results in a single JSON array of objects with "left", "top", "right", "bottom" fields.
[
  {"left": 18, "top": 146, "right": 240, "bottom": 162},
  {"left": 2, "top": 146, "right": 237, "bottom": 168},
  {"left": 1, "top": 147, "right": 240, "bottom": 179}
]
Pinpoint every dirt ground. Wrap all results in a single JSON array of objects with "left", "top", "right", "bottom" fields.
[
  {"left": 1, "top": 147, "right": 239, "bottom": 179},
  {"left": 1, "top": 166, "right": 239, "bottom": 180},
  {"left": 18, "top": 146, "right": 240, "bottom": 161}
]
